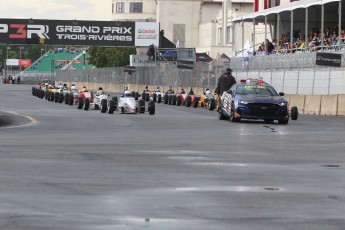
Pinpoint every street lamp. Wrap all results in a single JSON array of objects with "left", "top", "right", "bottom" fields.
[
  {"left": 19, "top": 47, "right": 24, "bottom": 71},
  {"left": 5, "top": 47, "right": 11, "bottom": 79},
  {"left": 82, "top": 50, "right": 86, "bottom": 69}
]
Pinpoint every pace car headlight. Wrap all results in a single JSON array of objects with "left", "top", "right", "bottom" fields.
[
  {"left": 279, "top": 102, "right": 287, "bottom": 106},
  {"left": 239, "top": 100, "right": 249, "bottom": 105}
]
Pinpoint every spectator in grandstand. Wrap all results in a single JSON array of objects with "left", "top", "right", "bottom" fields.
[{"left": 265, "top": 39, "right": 275, "bottom": 54}]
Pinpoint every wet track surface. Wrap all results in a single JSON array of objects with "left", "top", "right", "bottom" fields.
[{"left": 1, "top": 84, "right": 345, "bottom": 230}]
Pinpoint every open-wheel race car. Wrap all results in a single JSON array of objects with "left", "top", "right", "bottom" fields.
[
  {"left": 99, "top": 90, "right": 155, "bottom": 115},
  {"left": 198, "top": 88, "right": 216, "bottom": 111},
  {"left": 165, "top": 88, "right": 200, "bottom": 108}
]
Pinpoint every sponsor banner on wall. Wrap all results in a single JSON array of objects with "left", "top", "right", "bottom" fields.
[
  {"left": 177, "top": 60, "right": 194, "bottom": 69},
  {"left": 19, "top": 59, "right": 31, "bottom": 67},
  {"left": 130, "top": 55, "right": 156, "bottom": 67},
  {"left": 316, "top": 52, "right": 341, "bottom": 67},
  {"left": 0, "top": 18, "right": 159, "bottom": 47},
  {"left": 6, "top": 59, "right": 31, "bottom": 67},
  {"left": 134, "top": 22, "right": 159, "bottom": 47}
]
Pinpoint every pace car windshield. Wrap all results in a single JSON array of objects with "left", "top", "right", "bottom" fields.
[{"left": 236, "top": 85, "right": 278, "bottom": 96}]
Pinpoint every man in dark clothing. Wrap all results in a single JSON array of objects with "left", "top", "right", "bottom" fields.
[
  {"left": 216, "top": 68, "right": 236, "bottom": 111},
  {"left": 216, "top": 68, "right": 236, "bottom": 96},
  {"left": 266, "top": 39, "right": 275, "bottom": 54}
]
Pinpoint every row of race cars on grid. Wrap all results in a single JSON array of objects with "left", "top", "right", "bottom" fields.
[
  {"left": 32, "top": 78, "right": 299, "bottom": 124},
  {"left": 31, "top": 83, "right": 156, "bottom": 115},
  {"left": 156, "top": 78, "right": 299, "bottom": 125}
]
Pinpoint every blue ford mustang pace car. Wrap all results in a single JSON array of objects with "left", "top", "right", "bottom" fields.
[{"left": 218, "top": 78, "right": 291, "bottom": 124}]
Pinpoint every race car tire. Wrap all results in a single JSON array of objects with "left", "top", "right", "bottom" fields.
[
  {"left": 209, "top": 98, "right": 216, "bottom": 111},
  {"left": 112, "top": 96, "right": 118, "bottom": 109},
  {"left": 176, "top": 96, "right": 181, "bottom": 106},
  {"left": 40, "top": 90, "right": 45, "bottom": 99},
  {"left": 84, "top": 98, "right": 90, "bottom": 110},
  {"left": 59, "top": 93, "right": 64, "bottom": 103},
  {"left": 101, "top": 99, "right": 107, "bottom": 113},
  {"left": 153, "top": 93, "right": 157, "bottom": 102},
  {"left": 141, "top": 92, "right": 146, "bottom": 100},
  {"left": 54, "top": 92, "right": 59, "bottom": 103},
  {"left": 68, "top": 94, "right": 74, "bottom": 105},
  {"left": 193, "top": 97, "right": 200, "bottom": 108},
  {"left": 145, "top": 93, "right": 150, "bottom": 102},
  {"left": 45, "top": 91, "right": 48, "bottom": 100},
  {"left": 186, "top": 96, "right": 192, "bottom": 107},
  {"left": 108, "top": 100, "right": 115, "bottom": 114},
  {"left": 50, "top": 92, "right": 54, "bottom": 102},
  {"left": 278, "top": 119, "right": 289, "bottom": 124},
  {"left": 65, "top": 93, "right": 70, "bottom": 104},
  {"left": 32, "top": 87, "right": 35, "bottom": 96},
  {"left": 218, "top": 109, "right": 227, "bottom": 120},
  {"left": 172, "top": 95, "right": 177, "bottom": 105},
  {"left": 78, "top": 97, "right": 84, "bottom": 109},
  {"left": 291, "top": 106, "right": 298, "bottom": 120},
  {"left": 148, "top": 100, "right": 155, "bottom": 115},
  {"left": 163, "top": 94, "right": 168, "bottom": 104},
  {"left": 135, "top": 92, "right": 140, "bottom": 100},
  {"left": 168, "top": 95, "right": 172, "bottom": 105},
  {"left": 230, "top": 103, "right": 240, "bottom": 122},
  {"left": 157, "top": 94, "right": 162, "bottom": 103},
  {"left": 138, "top": 99, "right": 145, "bottom": 113}
]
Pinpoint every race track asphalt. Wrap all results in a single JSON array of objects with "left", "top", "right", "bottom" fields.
[{"left": 1, "top": 84, "right": 345, "bottom": 230}]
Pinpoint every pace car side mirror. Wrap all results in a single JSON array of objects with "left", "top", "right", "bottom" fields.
[{"left": 279, "top": 92, "right": 284, "bottom": 96}]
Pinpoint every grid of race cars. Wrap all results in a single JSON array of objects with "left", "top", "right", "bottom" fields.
[{"left": 31, "top": 78, "right": 298, "bottom": 124}]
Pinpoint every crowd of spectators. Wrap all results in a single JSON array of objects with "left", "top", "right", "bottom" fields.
[{"left": 254, "top": 25, "right": 345, "bottom": 56}]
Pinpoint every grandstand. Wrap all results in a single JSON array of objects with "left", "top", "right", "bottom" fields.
[{"left": 23, "top": 47, "right": 93, "bottom": 74}]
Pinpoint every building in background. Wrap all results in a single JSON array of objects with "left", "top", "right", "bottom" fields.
[{"left": 111, "top": 0, "right": 270, "bottom": 58}]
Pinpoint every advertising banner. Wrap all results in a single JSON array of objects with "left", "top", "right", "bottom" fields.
[
  {"left": 130, "top": 54, "right": 156, "bottom": 67},
  {"left": 0, "top": 18, "right": 159, "bottom": 47},
  {"left": 177, "top": 60, "right": 194, "bottom": 69},
  {"left": 316, "top": 53, "right": 341, "bottom": 67},
  {"left": 6, "top": 58, "right": 31, "bottom": 67}
]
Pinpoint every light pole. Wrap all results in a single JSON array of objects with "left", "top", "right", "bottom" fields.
[
  {"left": 5, "top": 47, "right": 11, "bottom": 79},
  {"left": 19, "top": 46, "right": 24, "bottom": 71},
  {"left": 82, "top": 50, "right": 86, "bottom": 69}
]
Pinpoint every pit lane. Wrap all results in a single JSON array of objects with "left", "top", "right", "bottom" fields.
[{"left": 1, "top": 84, "right": 345, "bottom": 230}]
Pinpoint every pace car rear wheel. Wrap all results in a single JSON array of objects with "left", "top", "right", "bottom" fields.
[
  {"left": 291, "top": 106, "right": 298, "bottom": 120},
  {"left": 218, "top": 109, "right": 227, "bottom": 120}
]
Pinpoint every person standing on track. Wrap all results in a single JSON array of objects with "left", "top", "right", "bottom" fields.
[{"left": 215, "top": 68, "right": 236, "bottom": 110}]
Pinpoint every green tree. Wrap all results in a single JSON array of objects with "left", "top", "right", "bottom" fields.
[{"left": 89, "top": 47, "right": 136, "bottom": 68}]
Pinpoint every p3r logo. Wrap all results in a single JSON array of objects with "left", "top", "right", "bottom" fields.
[{"left": 0, "top": 24, "right": 50, "bottom": 39}]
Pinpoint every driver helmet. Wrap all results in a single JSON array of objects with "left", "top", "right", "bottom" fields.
[
  {"left": 124, "top": 90, "right": 131, "bottom": 96},
  {"left": 44, "top": 83, "right": 49, "bottom": 86},
  {"left": 205, "top": 88, "right": 210, "bottom": 93},
  {"left": 98, "top": 87, "right": 103, "bottom": 90},
  {"left": 82, "top": 85, "right": 88, "bottom": 92},
  {"left": 71, "top": 85, "right": 77, "bottom": 90}
]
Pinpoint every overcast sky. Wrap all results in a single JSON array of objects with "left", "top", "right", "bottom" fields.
[{"left": 0, "top": 0, "right": 111, "bottom": 21}]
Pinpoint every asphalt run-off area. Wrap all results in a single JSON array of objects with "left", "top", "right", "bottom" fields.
[{"left": 1, "top": 84, "right": 345, "bottom": 230}]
